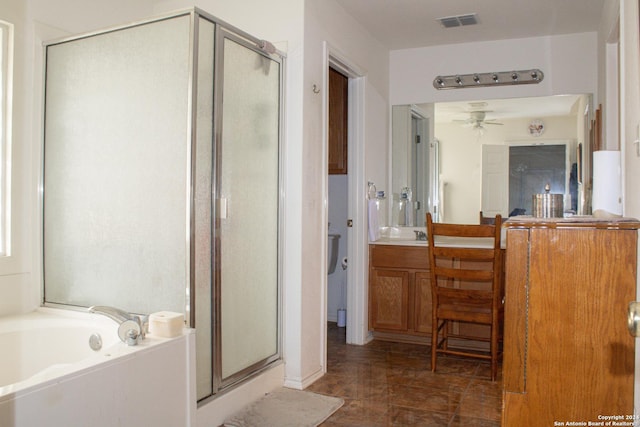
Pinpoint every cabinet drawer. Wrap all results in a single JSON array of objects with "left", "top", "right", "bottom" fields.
[{"left": 370, "top": 245, "right": 429, "bottom": 270}]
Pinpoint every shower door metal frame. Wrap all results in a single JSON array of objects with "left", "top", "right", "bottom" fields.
[{"left": 207, "top": 22, "right": 285, "bottom": 400}]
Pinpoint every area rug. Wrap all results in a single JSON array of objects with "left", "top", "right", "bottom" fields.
[{"left": 223, "top": 388, "right": 344, "bottom": 427}]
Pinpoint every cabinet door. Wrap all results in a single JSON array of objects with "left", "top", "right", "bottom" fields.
[
  {"left": 369, "top": 269, "right": 409, "bottom": 331},
  {"left": 414, "top": 271, "right": 432, "bottom": 333},
  {"left": 328, "top": 67, "right": 348, "bottom": 174},
  {"left": 503, "top": 227, "right": 636, "bottom": 425}
]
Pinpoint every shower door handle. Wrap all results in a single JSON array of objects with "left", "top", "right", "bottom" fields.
[{"left": 219, "top": 198, "right": 228, "bottom": 219}]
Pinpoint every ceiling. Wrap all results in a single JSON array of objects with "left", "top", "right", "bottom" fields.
[
  {"left": 432, "top": 94, "right": 584, "bottom": 124},
  {"left": 333, "top": 0, "right": 606, "bottom": 50},
  {"left": 332, "top": 1, "right": 602, "bottom": 122}
]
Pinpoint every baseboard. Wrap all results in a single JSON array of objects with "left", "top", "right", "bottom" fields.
[{"left": 283, "top": 366, "right": 325, "bottom": 390}]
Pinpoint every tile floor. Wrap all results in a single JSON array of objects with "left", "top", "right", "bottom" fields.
[{"left": 308, "top": 323, "right": 502, "bottom": 426}]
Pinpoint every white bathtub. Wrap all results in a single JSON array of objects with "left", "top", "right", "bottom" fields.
[
  {"left": 0, "top": 307, "right": 195, "bottom": 427},
  {"left": 0, "top": 307, "right": 122, "bottom": 396}
]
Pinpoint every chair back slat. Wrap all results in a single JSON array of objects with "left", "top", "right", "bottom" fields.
[
  {"left": 432, "top": 246, "right": 496, "bottom": 260},
  {"left": 433, "top": 266, "right": 495, "bottom": 282},
  {"left": 429, "top": 223, "right": 496, "bottom": 239},
  {"left": 437, "top": 287, "right": 493, "bottom": 304}
]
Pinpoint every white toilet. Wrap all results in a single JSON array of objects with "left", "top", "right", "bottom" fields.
[{"left": 327, "top": 233, "right": 341, "bottom": 274}]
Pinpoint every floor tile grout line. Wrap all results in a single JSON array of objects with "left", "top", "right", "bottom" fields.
[{"left": 447, "top": 365, "right": 476, "bottom": 426}]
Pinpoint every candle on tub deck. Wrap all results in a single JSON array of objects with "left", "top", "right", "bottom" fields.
[{"left": 148, "top": 311, "right": 184, "bottom": 338}]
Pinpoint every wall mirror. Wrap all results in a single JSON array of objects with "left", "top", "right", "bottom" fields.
[{"left": 391, "top": 94, "right": 593, "bottom": 226}]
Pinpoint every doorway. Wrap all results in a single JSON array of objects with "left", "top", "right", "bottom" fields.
[
  {"left": 327, "top": 66, "right": 349, "bottom": 330},
  {"left": 508, "top": 145, "right": 567, "bottom": 215},
  {"left": 481, "top": 141, "right": 572, "bottom": 217},
  {"left": 323, "top": 43, "right": 368, "bottom": 362}
]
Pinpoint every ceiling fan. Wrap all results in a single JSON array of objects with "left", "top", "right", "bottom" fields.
[{"left": 456, "top": 110, "right": 504, "bottom": 131}]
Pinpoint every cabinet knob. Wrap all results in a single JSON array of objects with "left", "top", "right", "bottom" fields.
[{"left": 627, "top": 302, "right": 640, "bottom": 337}]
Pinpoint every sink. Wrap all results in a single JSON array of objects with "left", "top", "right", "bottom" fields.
[{"left": 373, "top": 227, "right": 428, "bottom": 245}]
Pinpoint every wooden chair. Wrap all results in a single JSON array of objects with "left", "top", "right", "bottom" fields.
[
  {"left": 479, "top": 211, "right": 495, "bottom": 225},
  {"left": 426, "top": 212, "right": 503, "bottom": 381}
]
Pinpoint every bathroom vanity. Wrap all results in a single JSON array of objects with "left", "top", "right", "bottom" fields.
[
  {"left": 368, "top": 244, "right": 431, "bottom": 339},
  {"left": 368, "top": 237, "right": 497, "bottom": 349}
]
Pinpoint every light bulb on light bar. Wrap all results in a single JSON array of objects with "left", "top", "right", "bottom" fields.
[{"left": 432, "top": 69, "right": 544, "bottom": 89}]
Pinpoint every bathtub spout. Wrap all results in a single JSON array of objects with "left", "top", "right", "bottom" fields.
[
  {"left": 89, "top": 305, "right": 136, "bottom": 323},
  {"left": 88, "top": 306, "right": 148, "bottom": 345}
]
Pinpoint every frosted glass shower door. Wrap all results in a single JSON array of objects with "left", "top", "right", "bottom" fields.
[{"left": 217, "top": 34, "right": 281, "bottom": 385}]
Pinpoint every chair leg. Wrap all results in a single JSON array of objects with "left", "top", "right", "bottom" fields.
[
  {"left": 442, "top": 320, "right": 448, "bottom": 351},
  {"left": 490, "top": 321, "right": 498, "bottom": 382},
  {"left": 431, "top": 319, "right": 438, "bottom": 373}
]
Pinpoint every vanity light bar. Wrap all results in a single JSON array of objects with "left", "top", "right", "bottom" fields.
[{"left": 433, "top": 69, "right": 544, "bottom": 90}]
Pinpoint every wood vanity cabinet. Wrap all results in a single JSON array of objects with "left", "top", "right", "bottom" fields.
[
  {"left": 368, "top": 245, "right": 432, "bottom": 339},
  {"left": 502, "top": 218, "right": 639, "bottom": 425},
  {"left": 369, "top": 244, "right": 495, "bottom": 345}
]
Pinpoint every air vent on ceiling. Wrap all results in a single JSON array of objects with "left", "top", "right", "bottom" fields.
[{"left": 437, "top": 13, "right": 478, "bottom": 28}]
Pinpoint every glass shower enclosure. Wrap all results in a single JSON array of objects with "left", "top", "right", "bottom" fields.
[{"left": 42, "top": 8, "right": 283, "bottom": 402}]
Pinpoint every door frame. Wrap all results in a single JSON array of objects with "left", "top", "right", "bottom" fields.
[{"left": 321, "top": 42, "right": 368, "bottom": 368}]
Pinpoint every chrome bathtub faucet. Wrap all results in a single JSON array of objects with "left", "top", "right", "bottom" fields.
[{"left": 88, "top": 305, "right": 149, "bottom": 346}]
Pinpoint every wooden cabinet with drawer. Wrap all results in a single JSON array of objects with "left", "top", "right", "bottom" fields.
[
  {"left": 369, "top": 244, "right": 496, "bottom": 347},
  {"left": 368, "top": 244, "right": 431, "bottom": 342}
]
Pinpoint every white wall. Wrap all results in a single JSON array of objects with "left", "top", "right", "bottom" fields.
[
  {"left": 390, "top": 33, "right": 599, "bottom": 107},
  {"left": 300, "top": 0, "right": 389, "bottom": 387},
  {"left": 621, "top": 2, "right": 640, "bottom": 218},
  {"left": 599, "top": 0, "right": 621, "bottom": 151},
  {"left": 0, "top": 0, "right": 32, "bottom": 316}
]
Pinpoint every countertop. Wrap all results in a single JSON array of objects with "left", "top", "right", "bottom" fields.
[
  {"left": 370, "top": 227, "right": 498, "bottom": 248},
  {"left": 370, "top": 216, "right": 640, "bottom": 248}
]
